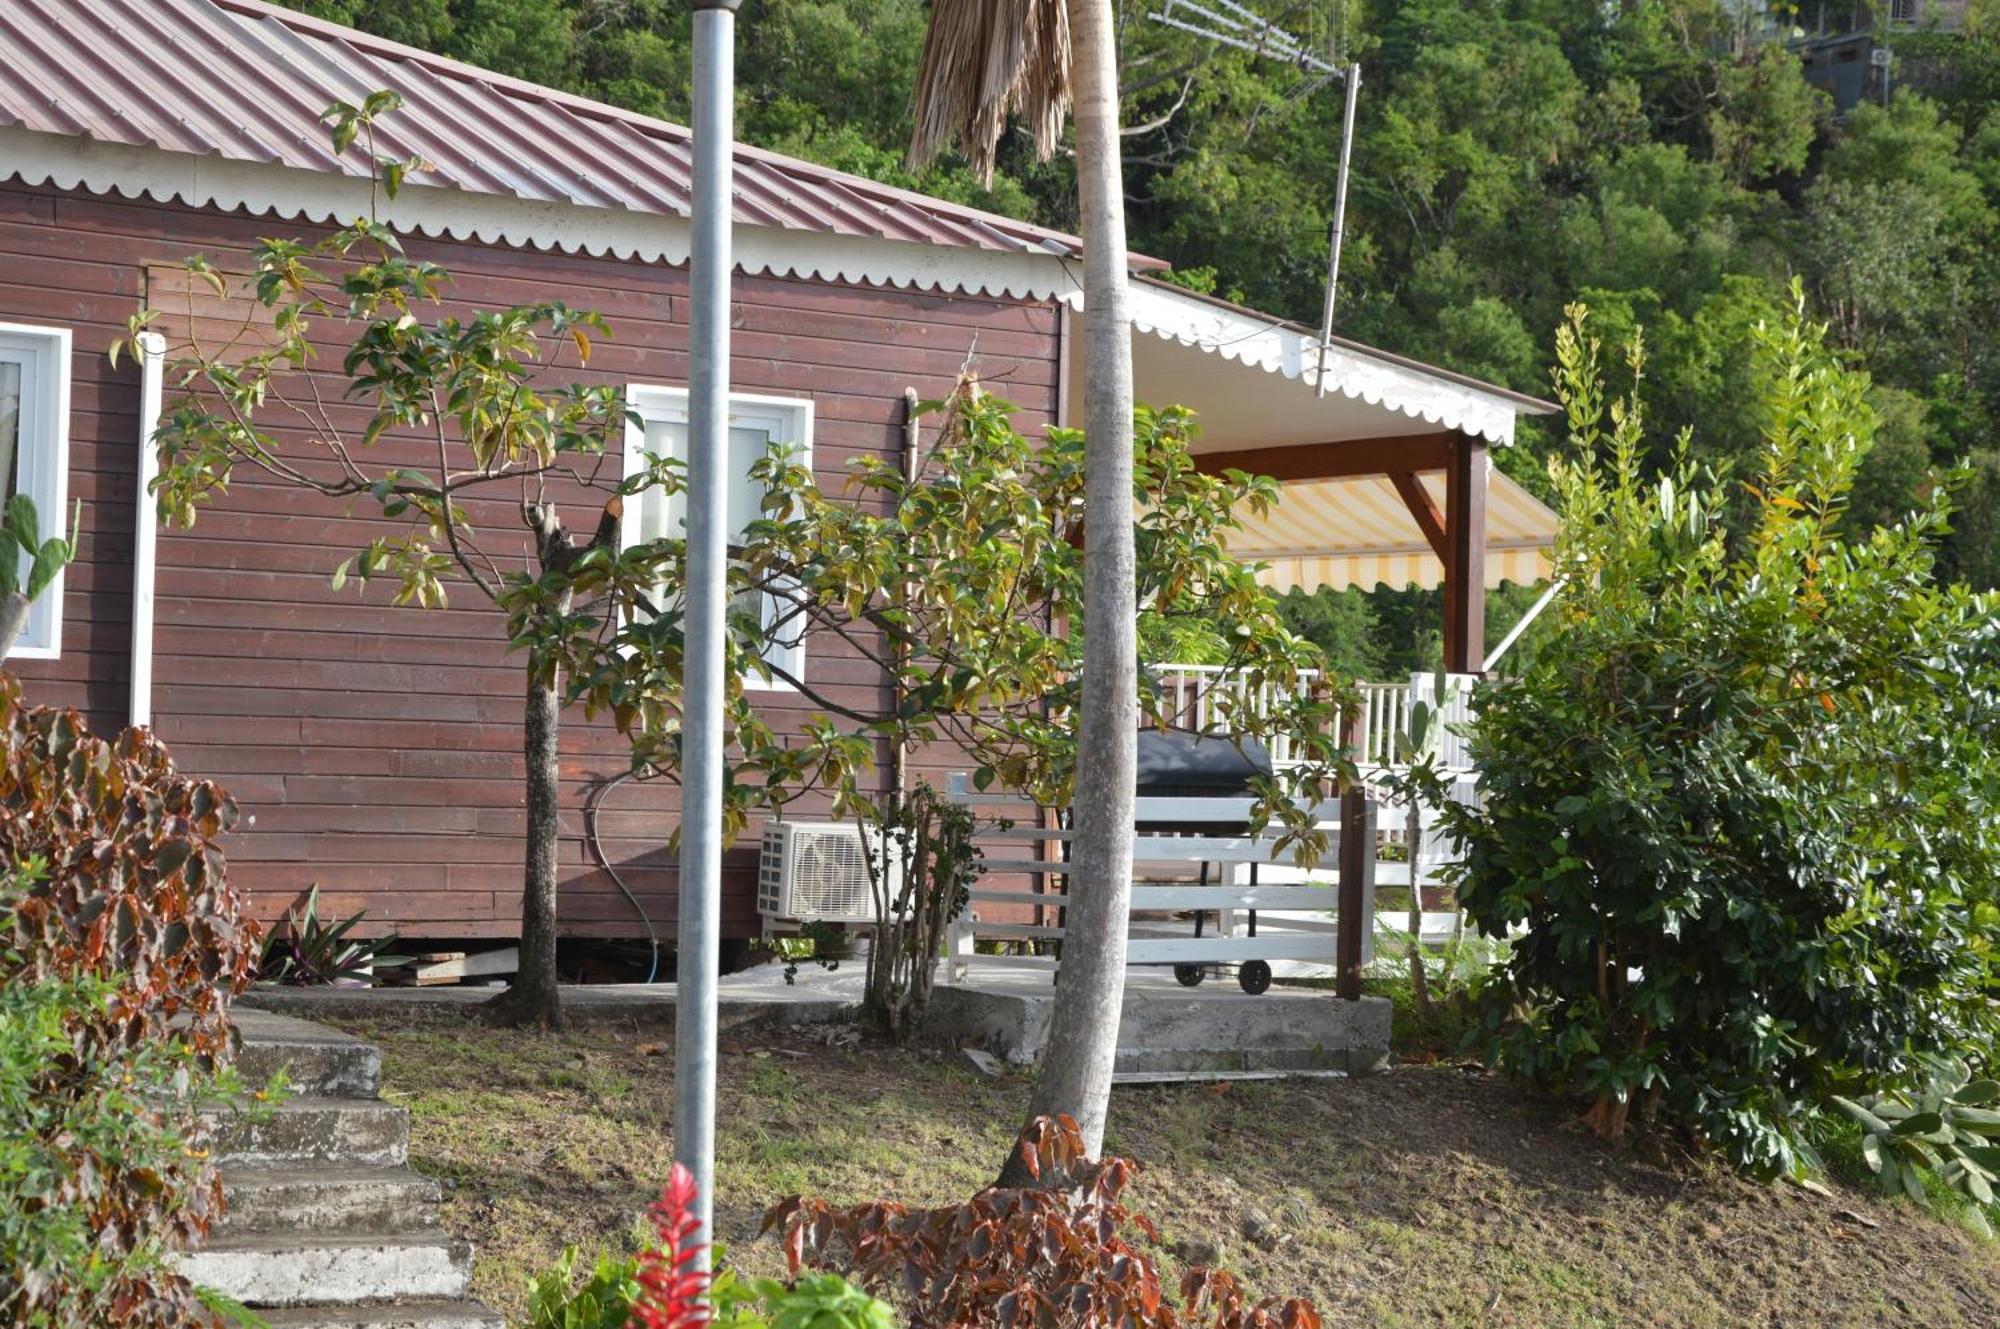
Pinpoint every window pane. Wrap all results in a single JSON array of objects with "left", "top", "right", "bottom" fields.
[
  {"left": 645, "top": 418, "right": 774, "bottom": 544},
  {"left": 727, "top": 424, "right": 772, "bottom": 539},
  {"left": 642, "top": 418, "right": 686, "bottom": 543},
  {"left": 0, "top": 360, "right": 20, "bottom": 503}
]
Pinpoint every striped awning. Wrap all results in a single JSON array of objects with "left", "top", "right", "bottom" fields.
[{"left": 1228, "top": 466, "right": 1555, "bottom": 593}]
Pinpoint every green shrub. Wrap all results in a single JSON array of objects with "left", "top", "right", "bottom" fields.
[
  {"left": 523, "top": 1246, "right": 641, "bottom": 1329},
  {"left": 1830, "top": 1056, "right": 2000, "bottom": 1234},
  {"left": 523, "top": 1166, "right": 897, "bottom": 1329},
  {"left": 258, "top": 885, "right": 411, "bottom": 986},
  {"left": 0, "top": 675, "right": 265, "bottom": 1326},
  {"left": 1451, "top": 293, "right": 2000, "bottom": 1177},
  {"left": 0, "top": 864, "right": 260, "bottom": 1327}
]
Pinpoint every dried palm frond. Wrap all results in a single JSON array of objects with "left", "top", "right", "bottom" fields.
[{"left": 908, "top": 0, "right": 1073, "bottom": 185}]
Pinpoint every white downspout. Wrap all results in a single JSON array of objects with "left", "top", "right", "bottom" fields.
[{"left": 130, "top": 331, "right": 164, "bottom": 728}]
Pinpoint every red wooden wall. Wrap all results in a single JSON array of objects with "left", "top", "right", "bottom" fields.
[{"left": 0, "top": 179, "right": 1060, "bottom": 941}]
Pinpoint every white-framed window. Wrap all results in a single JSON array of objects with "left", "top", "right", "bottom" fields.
[
  {"left": 0, "top": 323, "right": 73, "bottom": 660},
  {"left": 623, "top": 385, "right": 813, "bottom": 689}
]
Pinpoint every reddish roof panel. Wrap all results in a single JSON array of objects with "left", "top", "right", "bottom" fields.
[{"left": 0, "top": 0, "right": 1149, "bottom": 267}]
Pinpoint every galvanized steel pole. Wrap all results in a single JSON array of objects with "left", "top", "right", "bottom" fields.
[{"left": 677, "top": 0, "right": 738, "bottom": 1260}]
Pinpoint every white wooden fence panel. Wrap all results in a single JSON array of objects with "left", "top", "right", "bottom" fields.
[{"left": 943, "top": 777, "right": 1377, "bottom": 984}]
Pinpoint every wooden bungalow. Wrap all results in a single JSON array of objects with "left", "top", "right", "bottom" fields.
[{"left": 0, "top": 0, "right": 1555, "bottom": 949}]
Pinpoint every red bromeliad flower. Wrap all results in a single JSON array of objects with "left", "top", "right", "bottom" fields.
[{"left": 628, "top": 1164, "right": 711, "bottom": 1329}]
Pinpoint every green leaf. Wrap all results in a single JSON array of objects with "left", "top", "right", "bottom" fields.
[
  {"left": 1831, "top": 1096, "right": 1893, "bottom": 1136},
  {"left": 1860, "top": 1132, "right": 1884, "bottom": 1174},
  {"left": 1958, "top": 1080, "right": 2000, "bottom": 1107}
]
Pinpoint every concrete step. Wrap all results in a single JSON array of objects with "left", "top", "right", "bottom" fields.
[
  {"left": 929, "top": 970, "right": 1392, "bottom": 1081},
  {"left": 1113, "top": 1044, "right": 1364, "bottom": 1075},
  {"left": 214, "top": 1097, "right": 409, "bottom": 1167},
  {"left": 1111, "top": 981, "right": 1391, "bottom": 1076},
  {"left": 175, "top": 1234, "right": 472, "bottom": 1307},
  {"left": 217, "top": 1164, "right": 441, "bottom": 1235},
  {"left": 249, "top": 1299, "right": 504, "bottom": 1329},
  {"left": 234, "top": 1008, "right": 383, "bottom": 1099}
]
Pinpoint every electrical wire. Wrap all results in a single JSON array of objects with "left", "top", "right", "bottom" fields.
[{"left": 582, "top": 768, "right": 661, "bottom": 984}]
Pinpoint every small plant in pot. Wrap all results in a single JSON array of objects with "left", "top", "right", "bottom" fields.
[{"left": 258, "top": 886, "right": 411, "bottom": 987}]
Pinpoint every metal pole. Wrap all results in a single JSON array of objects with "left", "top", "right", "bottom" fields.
[
  {"left": 677, "top": 0, "right": 738, "bottom": 1261},
  {"left": 1314, "top": 62, "right": 1361, "bottom": 399},
  {"left": 1481, "top": 574, "right": 1565, "bottom": 674}
]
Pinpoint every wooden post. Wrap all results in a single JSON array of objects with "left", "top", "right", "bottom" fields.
[
  {"left": 1336, "top": 784, "right": 1374, "bottom": 1000},
  {"left": 1443, "top": 431, "right": 1488, "bottom": 674}
]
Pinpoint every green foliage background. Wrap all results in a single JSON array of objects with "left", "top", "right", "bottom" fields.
[{"left": 284, "top": 0, "right": 2000, "bottom": 665}]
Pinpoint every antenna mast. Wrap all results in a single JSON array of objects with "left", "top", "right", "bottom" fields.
[
  {"left": 1146, "top": 1, "right": 1359, "bottom": 398},
  {"left": 1314, "top": 61, "right": 1359, "bottom": 399}
]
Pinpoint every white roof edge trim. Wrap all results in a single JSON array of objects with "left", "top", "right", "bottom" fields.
[
  {"left": 0, "top": 126, "right": 1088, "bottom": 302},
  {"left": 1067, "top": 282, "right": 1519, "bottom": 447}
]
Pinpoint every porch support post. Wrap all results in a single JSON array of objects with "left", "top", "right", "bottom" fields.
[
  {"left": 1443, "top": 430, "right": 1487, "bottom": 674},
  {"left": 1336, "top": 784, "right": 1373, "bottom": 1000}
]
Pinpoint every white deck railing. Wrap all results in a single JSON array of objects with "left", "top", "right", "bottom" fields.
[
  {"left": 1150, "top": 662, "right": 1322, "bottom": 766},
  {"left": 1149, "top": 664, "right": 1478, "bottom": 774}
]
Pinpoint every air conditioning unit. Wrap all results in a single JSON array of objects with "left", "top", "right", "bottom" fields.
[{"left": 758, "top": 822, "right": 899, "bottom": 926}]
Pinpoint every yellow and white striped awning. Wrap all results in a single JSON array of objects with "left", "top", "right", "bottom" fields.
[{"left": 1227, "top": 467, "right": 1555, "bottom": 593}]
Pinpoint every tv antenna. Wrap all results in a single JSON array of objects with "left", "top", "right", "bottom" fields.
[{"left": 1147, "top": 0, "right": 1360, "bottom": 398}]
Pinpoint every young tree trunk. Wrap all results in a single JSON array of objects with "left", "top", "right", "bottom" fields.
[
  {"left": 1000, "top": 0, "right": 1135, "bottom": 1182},
  {"left": 489, "top": 501, "right": 600, "bottom": 1030},
  {"left": 486, "top": 668, "right": 567, "bottom": 1028}
]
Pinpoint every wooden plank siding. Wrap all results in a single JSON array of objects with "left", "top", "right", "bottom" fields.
[{"left": 0, "top": 180, "right": 1060, "bottom": 940}]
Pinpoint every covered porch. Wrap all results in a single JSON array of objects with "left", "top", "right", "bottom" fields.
[{"left": 1070, "top": 277, "right": 1561, "bottom": 677}]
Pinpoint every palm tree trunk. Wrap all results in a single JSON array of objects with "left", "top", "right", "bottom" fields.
[{"left": 1002, "top": 0, "right": 1135, "bottom": 1179}]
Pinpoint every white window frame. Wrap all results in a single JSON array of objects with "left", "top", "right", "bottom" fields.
[
  {"left": 0, "top": 323, "right": 73, "bottom": 660},
  {"left": 623, "top": 385, "right": 814, "bottom": 691}
]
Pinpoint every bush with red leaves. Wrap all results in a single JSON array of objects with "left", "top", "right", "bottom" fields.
[
  {"left": 764, "top": 1116, "right": 1323, "bottom": 1329},
  {"left": 0, "top": 675, "right": 261, "bottom": 1327}
]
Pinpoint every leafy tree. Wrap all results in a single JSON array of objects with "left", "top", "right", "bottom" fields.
[
  {"left": 539, "top": 384, "right": 1345, "bottom": 1031},
  {"left": 1704, "top": 41, "right": 1826, "bottom": 184},
  {"left": 1452, "top": 296, "right": 2000, "bottom": 1175},
  {"left": 1277, "top": 586, "right": 1385, "bottom": 681},
  {"left": 118, "top": 94, "right": 643, "bottom": 1029}
]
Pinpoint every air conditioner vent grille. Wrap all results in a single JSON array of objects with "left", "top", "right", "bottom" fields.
[{"left": 759, "top": 822, "right": 893, "bottom": 925}]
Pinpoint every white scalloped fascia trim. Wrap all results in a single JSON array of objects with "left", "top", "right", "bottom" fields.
[
  {"left": 6, "top": 126, "right": 1521, "bottom": 443},
  {"left": 1072, "top": 283, "right": 1520, "bottom": 446},
  {"left": 0, "top": 126, "right": 1086, "bottom": 302}
]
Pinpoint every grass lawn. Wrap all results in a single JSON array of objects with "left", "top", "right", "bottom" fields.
[{"left": 333, "top": 1010, "right": 2000, "bottom": 1328}]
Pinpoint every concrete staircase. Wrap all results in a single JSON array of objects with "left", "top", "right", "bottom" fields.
[{"left": 177, "top": 1010, "right": 503, "bottom": 1329}]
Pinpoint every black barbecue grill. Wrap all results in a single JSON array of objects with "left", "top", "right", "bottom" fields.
[{"left": 1135, "top": 731, "right": 1277, "bottom": 994}]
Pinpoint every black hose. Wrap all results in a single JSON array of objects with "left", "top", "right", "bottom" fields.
[{"left": 581, "top": 768, "right": 661, "bottom": 984}]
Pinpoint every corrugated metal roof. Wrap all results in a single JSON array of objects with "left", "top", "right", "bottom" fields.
[{"left": 0, "top": 0, "right": 1137, "bottom": 266}]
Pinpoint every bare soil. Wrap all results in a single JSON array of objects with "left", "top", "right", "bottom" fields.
[{"left": 332, "top": 1012, "right": 2000, "bottom": 1328}]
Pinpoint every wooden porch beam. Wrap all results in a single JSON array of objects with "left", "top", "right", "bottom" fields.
[
  {"left": 1388, "top": 471, "right": 1448, "bottom": 561},
  {"left": 1191, "top": 431, "right": 1455, "bottom": 482}
]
